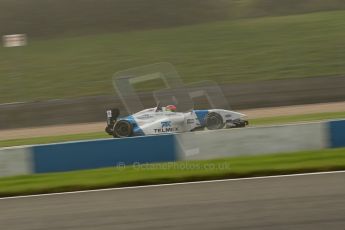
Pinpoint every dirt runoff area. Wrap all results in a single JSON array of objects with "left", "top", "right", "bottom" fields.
[{"left": 1, "top": 101, "right": 345, "bottom": 141}]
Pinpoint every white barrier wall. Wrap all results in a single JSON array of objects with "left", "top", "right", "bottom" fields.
[
  {"left": 1, "top": 120, "right": 341, "bottom": 178},
  {"left": 0, "top": 147, "right": 33, "bottom": 177},
  {"left": 177, "top": 122, "right": 329, "bottom": 160}
]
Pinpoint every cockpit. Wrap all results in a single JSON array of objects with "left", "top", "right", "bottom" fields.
[{"left": 155, "top": 104, "right": 177, "bottom": 112}]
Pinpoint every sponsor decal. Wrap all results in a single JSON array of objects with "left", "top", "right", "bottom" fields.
[
  {"left": 154, "top": 127, "right": 178, "bottom": 133},
  {"left": 137, "top": 114, "right": 153, "bottom": 119},
  {"left": 187, "top": 119, "right": 195, "bottom": 124},
  {"left": 161, "top": 121, "right": 172, "bottom": 128},
  {"left": 166, "top": 113, "right": 176, "bottom": 116},
  {"left": 225, "top": 114, "right": 232, "bottom": 118},
  {"left": 154, "top": 121, "right": 178, "bottom": 133}
]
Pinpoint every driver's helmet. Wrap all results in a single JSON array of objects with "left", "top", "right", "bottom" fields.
[{"left": 166, "top": 105, "right": 177, "bottom": 112}]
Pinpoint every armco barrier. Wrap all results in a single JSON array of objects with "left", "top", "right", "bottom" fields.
[
  {"left": 0, "top": 119, "right": 344, "bottom": 177},
  {"left": 329, "top": 120, "right": 345, "bottom": 148},
  {"left": 0, "top": 146, "right": 32, "bottom": 177},
  {"left": 176, "top": 122, "right": 329, "bottom": 160},
  {"left": 0, "top": 134, "right": 177, "bottom": 177},
  {"left": 32, "top": 134, "right": 177, "bottom": 173}
]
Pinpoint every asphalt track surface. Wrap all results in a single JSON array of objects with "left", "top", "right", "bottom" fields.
[{"left": 1, "top": 172, "right": 344, "bottom": 230}]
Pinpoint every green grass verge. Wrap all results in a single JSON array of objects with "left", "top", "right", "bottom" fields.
[
  {"left": 0, "top": 132, "right": 108, "bottom": 148},
  {"left": 0, "top": 148, "right": 344, "bottom": 197},
  {"left": 1, "top": 10, "right": 345, "bottom": 102},
  {"left": 250, "top": 111, "right": 345, "bottom": 126},
  {"left": 0, "top": 111, "right": 344, "bottom": 148}
]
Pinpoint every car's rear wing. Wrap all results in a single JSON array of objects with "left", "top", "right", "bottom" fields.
[{"left": 106, "top": 108, "right": 120, "bottom": 126}]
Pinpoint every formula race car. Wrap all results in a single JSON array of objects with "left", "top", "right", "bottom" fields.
[{"left": 105, "top": 104, "right": 248, "bottom": 138}]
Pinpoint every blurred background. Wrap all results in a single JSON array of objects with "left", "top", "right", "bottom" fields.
[{"left": 1, "top": 0, "right": 345, "bottom": 129}]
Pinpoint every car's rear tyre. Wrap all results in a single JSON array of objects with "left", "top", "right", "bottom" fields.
[
  {"left": 206, "top": 112, "right": 225, "bottom": 130},
  {"left": 113, "top": 120, "right": 133, "bottom": 138}
]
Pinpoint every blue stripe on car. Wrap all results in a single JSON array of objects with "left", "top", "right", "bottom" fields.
[
  {"left": 194, "top": 110, "right": 209, "bottom": 126},
  {"left": 125, "top": 115, "right": 145, "bottom": 136}
]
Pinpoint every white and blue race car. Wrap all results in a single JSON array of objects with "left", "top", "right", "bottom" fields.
[{"left": 105, "top": 104, "right": 248, "bottom": 138}]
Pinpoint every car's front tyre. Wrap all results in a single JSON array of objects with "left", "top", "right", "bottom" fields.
[
  {"left": 113, "top": 120, "right": 133, "bottom": 138},
  {"left": 206, "top": 112, "right": 225, "bottom": 130}
]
